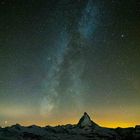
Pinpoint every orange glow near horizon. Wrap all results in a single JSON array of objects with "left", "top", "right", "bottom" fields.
[
  {"left": 19, "top": 121, "right": 137, "bottom": 128},
  {"left": 1, "top": 107, "right": 139, "bottom": 128},
  {"left": 12, "top": 117, "right": 138, "bottom": 128}
]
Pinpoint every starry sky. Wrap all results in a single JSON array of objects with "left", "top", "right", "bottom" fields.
[{"left": 0, "top": 0, "right": 140, "bottom": 128}]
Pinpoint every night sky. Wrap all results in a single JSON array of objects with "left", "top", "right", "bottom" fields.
[{"left": 0, "top": 0, "right": 140, "bottom": 128}]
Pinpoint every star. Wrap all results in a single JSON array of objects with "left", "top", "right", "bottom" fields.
[{"left": 121, "top": 34, "right": 124, "bottom": 38}]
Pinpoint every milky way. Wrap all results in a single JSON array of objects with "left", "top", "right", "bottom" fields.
[{"left": 0, "top": 0, "right": 140, "bottom": 127}]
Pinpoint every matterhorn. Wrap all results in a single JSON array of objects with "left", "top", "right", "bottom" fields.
[
  {"left": 0, "top": 112, "right": 140, "bottom": 140},
  {"left": 77, "top": 112, "right": 98, "bottom": 128}
]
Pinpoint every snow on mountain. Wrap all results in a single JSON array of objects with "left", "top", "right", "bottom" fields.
[{"left": 77, "top": 112, "right": 98, "bottom": 128}]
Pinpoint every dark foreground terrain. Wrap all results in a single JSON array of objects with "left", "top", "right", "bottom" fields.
[{"left": 0, "top": 113, "right": 140, "bottom": 140}]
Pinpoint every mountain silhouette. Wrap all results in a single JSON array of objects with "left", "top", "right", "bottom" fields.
[{"left": 0, "top": 112, "right": 140, "bottom": 140}]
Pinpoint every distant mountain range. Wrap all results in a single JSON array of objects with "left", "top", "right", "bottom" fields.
[{"left": 0, "top": 112, "right": 140, "bottom": 140}]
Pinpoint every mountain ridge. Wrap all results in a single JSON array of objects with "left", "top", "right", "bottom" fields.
[{"left": 0, "top": 112, "right": 140, "bottom": 140}]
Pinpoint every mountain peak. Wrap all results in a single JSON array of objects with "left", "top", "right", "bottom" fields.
[{"left": 77, "top": 112, "right": 98, "bottom": 128}]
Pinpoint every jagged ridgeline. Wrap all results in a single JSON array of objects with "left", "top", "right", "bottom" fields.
[{"left": 0, "top": 113, "right": 140, "bottom": 140}]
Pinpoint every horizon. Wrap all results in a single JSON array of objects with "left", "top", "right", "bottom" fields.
[
  {"left": 1, "top": 112, "right": 139, "bottom": 128},
  {"left": 0, "top": 0, "right": 139, "bottom": 129}
]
